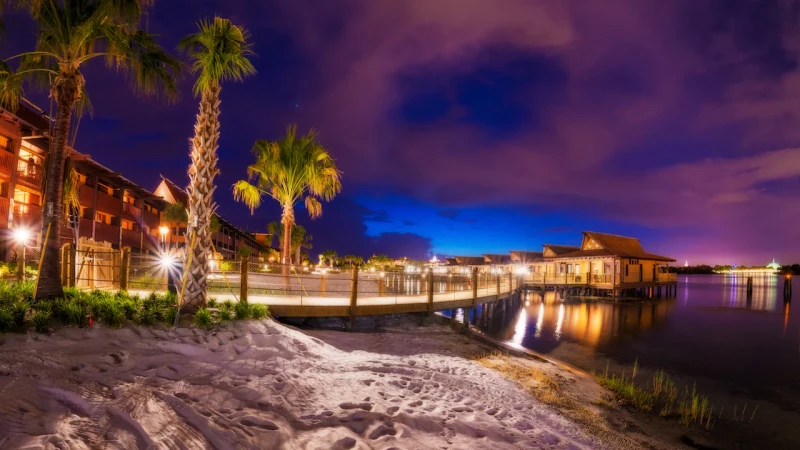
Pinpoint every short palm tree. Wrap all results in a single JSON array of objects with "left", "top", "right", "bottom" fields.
[
  {"left": 0, "top": 0, "right": 180, "bottom": 299},
  {"left": 179, "top": 17, "right": 255, "bottom": 309},
  {"left": 234, "top": 125, "right": 342, "bottom": 276}
]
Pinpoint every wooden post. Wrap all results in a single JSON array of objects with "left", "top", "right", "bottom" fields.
[
  {"left": 60, "top": 243, "right": 70, "bottom": 287},
  {"left": 120, "top": 247, "right": 131, "bottom": 291},
  {"left": 320, "top": 272, "right": 327, "bottom": 297},
  {"left": 472, "top": 267, "right": 478, "bottom": 307},
  {"left": 427, "top": 268, "right": 434, "bottom": 315},
  {"left": 240, "top": 256, "right": 249, "bottom": 302},
  {"left": 496, "top": 273, "right": 501, "bottom": 295},
  {"left": 508, "top": 271, "right": 513, "bottom": 293},
  {"left": 378, "top": 273, "right": 385, "bottom": 296},
  {"left": 16, "top": 240, "right": 24, "bottom": 282},
  {"left": 349, "top": 265, "right": 359, "bottom": 329},
  {"left": 784, "top": 276, "right": 792, "bottom": 299}
]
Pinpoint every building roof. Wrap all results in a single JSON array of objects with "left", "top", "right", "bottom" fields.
[
  {"left": 157, "top": 175, "right": 189, "bottom": 205},
  {"left": 543, "top": 245, "right": 580, "bottom": 256},
  {"left": 549, "top": 232, "right": 675, "bottom": 262},
  {"left": 70, "top": 151, "right": 166, "bottom": 204},
  {"left": 510, "top": 251, "right": 544, "bottom": 263},
  {"left": 483, "top": 253, "right": 511, "bottom": 264},
  {"left": 453, "top": 256, "right": 486, "bottom": 266}
]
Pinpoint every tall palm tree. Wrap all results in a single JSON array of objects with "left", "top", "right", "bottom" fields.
[
  {"left": 292, "top": 225, "right": 312, "bottom": 265},
  {"left": 178, "top": 17, "right": 255, "bottom": 309},
  {"left": 234, "top": 125, "right": 342, "bottom": 276},
  {"left": 0, "top": 0, "right": 180, "bottom": 299},
  {"left": 267, "top": 220, "right": 312, "bottom": 265}
]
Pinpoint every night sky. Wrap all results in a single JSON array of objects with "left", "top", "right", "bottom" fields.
[{"left": 3, "top": 0, "right": 800, "bottom": 265}]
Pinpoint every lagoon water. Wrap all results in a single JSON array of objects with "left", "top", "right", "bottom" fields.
[{"left": 469, "top": 274, "right": 799, "bottom": 408}]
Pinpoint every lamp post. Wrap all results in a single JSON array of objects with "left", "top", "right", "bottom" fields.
[
  {"left": 13, "top": 228, "right": 31, "bottom": 281},
  {"left": 158, "top": 226, "right": 170, "bottom": 253}
]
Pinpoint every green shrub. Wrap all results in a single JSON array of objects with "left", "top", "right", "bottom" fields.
[
  {"left": 207, "top": 298, "right": 218, "bottom": 308},
  {"left": 164, "top": 307, "right": 178, "bottom": 324},
  {"left": 92, "top": 298, "right": 125, "bottom": 328},
  {"left": 119, "top": 297, "right": 141, "bottom": 321},
  {"left": 221, "top": 300, "right": 234, "bottom": 311},
  {"left": 234, "top": 299, "right": 250, "bottom": 320},
  {"left": 11, "top": 301, "right": 28, "bottom": 327},
  {"left": 219, "top": 308, "right": 232, "bottom": 321},
  {"left": 193, "top": 308, "right": 214, "bottom": 329},
  {"left": 0, "top": 306, "right": 14, "bottom": 332},
  {"left": 32, "top": 308, "right": 51, "bottom": 333},
  {"left": 250, "top": 304, "right": 269, "bottom": 320},
  {"left": 136, "top": 308, "right": 157, "bottom": 326}
]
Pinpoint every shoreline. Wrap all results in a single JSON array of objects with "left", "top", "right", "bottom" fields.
[
  {"left": 447, "top": 310, "right": 800, "bottom": 450},
  {"left": 0, "top": 316, "right": 667, "bottom": 449}
]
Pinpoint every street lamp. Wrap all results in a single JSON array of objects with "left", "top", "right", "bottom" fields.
[
  {"left": 13, "top": 228, "right": 31, "bottom": 281},
  {"left": 158, "top": 226, "right": 169, "bottom": 252}
]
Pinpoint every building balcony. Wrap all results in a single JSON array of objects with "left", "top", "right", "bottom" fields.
[
  {"left": 657, "top": 273, "right": 677, "bottom": 283},
  {"left": 16, "top": 168, "right": 42, "bottom": 190},
  {"left": 12, "top": 204, "right": 41, "bottom": 228},
  {"left": 121, "top": 228, "right": 143, "bottom": 249},
  {"left": 79, "top": 184, "right": 94, "bottom": 208},
  {"left": 121, "top": 202, "right": 141, "bottom": 222},
  {"left": 0, "top": 152, "right": 15, "bottom": 175},
  {"left": 96, "top": 190, "right": 122, "bottom": 215},
  {"left": 94, "top": 221, "right": 119, "bottom": 246},
  {"left": 0, "top": 197, "right": 8, "bottom": 228}
]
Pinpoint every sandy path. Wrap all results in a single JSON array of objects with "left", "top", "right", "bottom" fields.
[{"left": 0, "top": 319, "right": 632, "bottom": 449}]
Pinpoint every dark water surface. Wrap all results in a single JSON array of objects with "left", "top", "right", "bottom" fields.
[{"left": 468, "top": 274, "right": 799, "bottom": 397}]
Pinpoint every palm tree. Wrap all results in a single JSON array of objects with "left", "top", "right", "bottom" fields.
[
  {"left": 267, "top": 221, "right": 312, "bottom": 265},
  {"left": 292, "top": 225, "right": 312, "bottom": 265},
  {"left": 0, "top": 0, "right": 180, "bottom": 298},
  {"left": 234, "top": 125, "right": 342, "bottom": 276},
  {"left": 322, "top": 249, "right": 338, "bottom": 268},
  {"left": 179, "top": 17, "right": 255, "bottom": 309}
]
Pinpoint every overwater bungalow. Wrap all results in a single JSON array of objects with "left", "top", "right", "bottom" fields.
[{"left": 523, "top": 232, "right": 677, "bottom": 296}]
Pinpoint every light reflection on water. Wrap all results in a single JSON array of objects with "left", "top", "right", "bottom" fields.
[{"left": 471, "top": 274, "right": 800, "bottom": 393}]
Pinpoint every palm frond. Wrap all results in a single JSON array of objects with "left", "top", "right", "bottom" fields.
[
  {"left": 232, "top": 180, "right": 263, "bottom": 213},
  {"left": 234, "top": 124, "right": 342, "bottom": 220},
  {"left": 179, "top": 16, "right": 256, "bottom": 96}
]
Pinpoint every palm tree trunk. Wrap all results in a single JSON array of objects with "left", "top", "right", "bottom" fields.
[
  {"left": 295, "top": 246, "right": 301, "bottom": 266},
  {"left": 182, "top": 85, "right": 221, "bottom": 310},
  {"left": 35, "top": 79, "right": 79, "bottom": 299},
  {"left": 281, "top": 206, "right": 293, "bottom": 276}
]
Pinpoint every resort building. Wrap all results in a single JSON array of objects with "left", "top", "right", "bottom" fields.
[
  {"left": 153, "top": 177, "right": 263, "bottom": 260},
  {"left": 526, "top": 232, "right": 676, "bottom": 288},
  {"left": 0, "top": 100, "right": 165, "bottom": 258}
]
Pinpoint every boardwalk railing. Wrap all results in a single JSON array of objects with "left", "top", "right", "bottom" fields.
[
  {"left": 522, "top": 271, "right": 677, "bottom": 286},
  {"left": 64, "top": 251, "right": 521, "bottom": 317}
]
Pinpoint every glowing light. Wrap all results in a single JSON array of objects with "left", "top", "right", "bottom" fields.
[
  {"left": 534, "top": 303, "right": 544, "bottom": 338},
  {"left": 209, "top": 259, "right": 217, "bottom": 270},
  {"left": 430, "top": 254, "right": 439, "bottom": 264},
  {"left": 158, "top": 226, "right": 169, "bottom": 236},
  {"left": 515, "top": 265, "right": 529, "bottom": 275},
  {"left": 554, "top": 304, "right": 565, "bottom": 340},
  {"left": 510, "top": 308, "right": 528, "bottom": 348},
  {"left": 13, "top": 228, "right": 31, "bottom": 243},
  {"left": 159, "top": 254, "right": 175, "bottom": 268}
]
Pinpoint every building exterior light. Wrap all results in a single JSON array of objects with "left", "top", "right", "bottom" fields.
[
  {"left": 13, "top": 228, "right": 31, "bottom": 244},
  {"left": 158, "top": 226, "right": 169, "bottom": 236},
  {"left": 159, "top": 254, "right": 175, "bottom": 268}
]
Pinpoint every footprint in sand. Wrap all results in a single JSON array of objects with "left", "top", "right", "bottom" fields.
[
  {"left": 368, "top": 422, "right": 397, "bottom": 440},
  {"left": 238, "top": 416, "right": 279, "bottom": 430},
  {"left": 339, "top": 402, "right": 373, "bottom": 411}
]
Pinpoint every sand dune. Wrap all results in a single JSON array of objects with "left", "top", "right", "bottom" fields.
[{"left": 0, "top": 319, "right": 631, "bottom": 449}]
